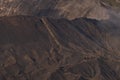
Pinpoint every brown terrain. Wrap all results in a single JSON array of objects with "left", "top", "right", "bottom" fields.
[
  {"left": 0, "top": 0, "right": 120, "bottom": 20},
  {"left": 0, "top": 16, "right": 120, "bottom": 80},
  {"left": 0, "top": 0, "right": 120, "bottom": 80}
]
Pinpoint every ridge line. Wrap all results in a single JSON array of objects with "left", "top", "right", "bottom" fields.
[{"left": 41, "top": 17, "right": 61, "bottom": 48}]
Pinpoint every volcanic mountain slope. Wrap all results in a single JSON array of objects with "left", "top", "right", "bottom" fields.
[
  {"left": 0, "top": 16, "right": 120, "bottom": 80},
  {"left": 0, "top": 0, "right": 120, "bottom": 20}
]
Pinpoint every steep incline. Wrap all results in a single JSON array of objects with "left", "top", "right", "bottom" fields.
[{"left": 0, "top": 16, "right": 120, "bottom": 80}]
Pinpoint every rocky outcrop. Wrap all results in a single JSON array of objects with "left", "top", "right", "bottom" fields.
[{"left": 0, "top": 16, "right": 120, "bottom": 80}]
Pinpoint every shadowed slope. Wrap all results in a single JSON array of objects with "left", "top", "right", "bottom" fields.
[{"left": 0, "top": 16, "right": 120, "bottom": 80}]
